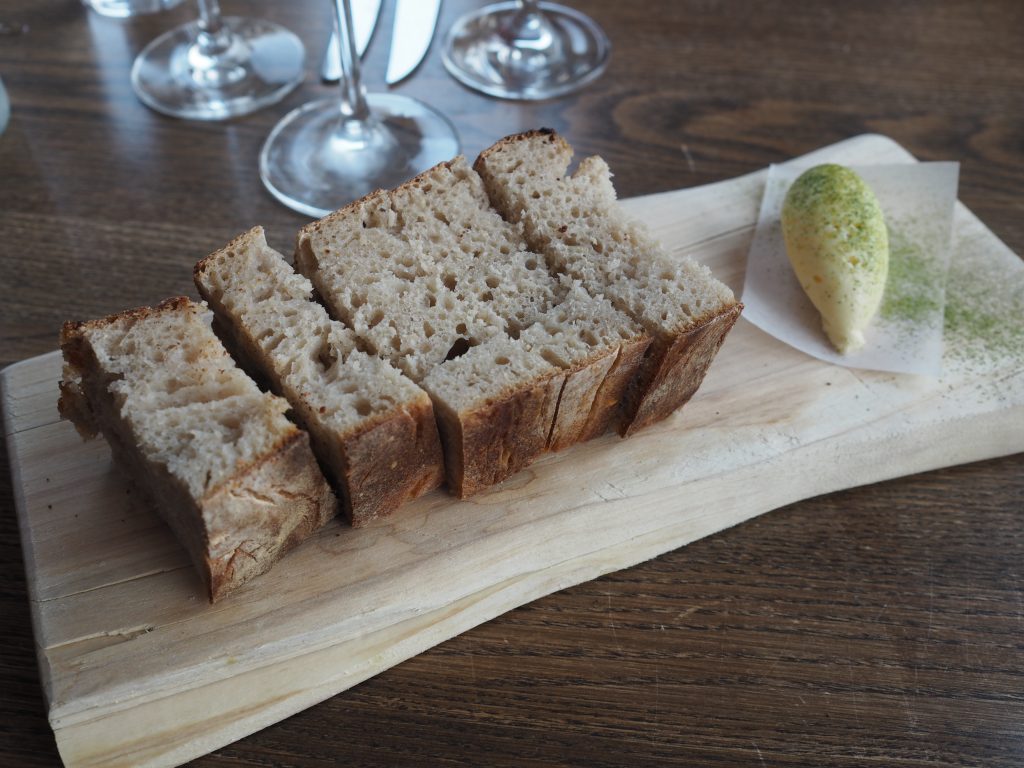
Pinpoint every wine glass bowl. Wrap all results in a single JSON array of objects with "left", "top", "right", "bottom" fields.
[
  {"left": 442, "top": 0, "right": 610, "bottom": 100},
  {"left": 260, "top": 93, "right": 459, "bottom": 218},
  {"left": 131, "top": 3, "right": 304, "bottom": 121}
]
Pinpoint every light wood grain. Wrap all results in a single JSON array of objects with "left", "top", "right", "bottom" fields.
[{"left": 3, "top": 134, "right": 1023, "bottom": 768}]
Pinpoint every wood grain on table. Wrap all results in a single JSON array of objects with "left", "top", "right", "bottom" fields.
[{"left": 1, "top": 1, "right": 1022, "bottom": 766}]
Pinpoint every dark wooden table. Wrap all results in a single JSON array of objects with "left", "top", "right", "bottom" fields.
[{"left": 2, "top": 1, "right": 1022, "bottom": 765}]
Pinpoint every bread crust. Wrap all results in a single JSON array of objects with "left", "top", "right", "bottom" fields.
[
  {"left": 340, "top": 396, "right": 445, "bottom": 522},
  {"left": 202, "top": 429, "right": 336, "bottom": 601},
  {"left": 431, "top": 372, "right": 562, "bottom": 498},
  {"left": 577, "top": 333, "right": 652, "bottom": 442},
  {"left": 621, "top": 303, "right": 743, "bottom": 436},
  {"left": 546, "top": 349, "right": 616, "bottom": 452}
]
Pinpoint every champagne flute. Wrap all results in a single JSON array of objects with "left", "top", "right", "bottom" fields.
[
  {"left": 442, "top": 0, "right": 610, "bottom": 100},
  {"left": 259, "top": 0, "right": 459, "bottom": 217},
  {"left": 130, "top": 0, "right": 304, "bottom": 120}
]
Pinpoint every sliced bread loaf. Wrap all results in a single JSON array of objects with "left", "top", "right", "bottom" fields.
[
  {"left": 474, "top": 129, "right": 743, "bottom": 436},
  {"left": 59, "top": 297, "right": 337, "bottom": 601},
  {"left": 194, "top": 227, "right": 445, "bottom": 525}
]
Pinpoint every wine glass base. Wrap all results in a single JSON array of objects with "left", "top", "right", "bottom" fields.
[
  {"left": 131, "top": 16, "right": 304, "bottom": 121},
  {"left": 259, "top": 94, "right": 461, "bottom": 218},
  {"left": 442, "top": 1, "right": 610, "bottom": 100}
]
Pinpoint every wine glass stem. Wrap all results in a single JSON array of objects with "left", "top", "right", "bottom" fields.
[
  {"left": 505, "top": 0, "right": 553, "bottom": 47},
  {"left": 333, "top": 0, "right": 371, "bottom": 128},
  {"left": 195, "top": 0, "right": 232, "bottom": 57}
]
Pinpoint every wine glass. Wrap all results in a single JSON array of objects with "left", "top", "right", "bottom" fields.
[
  {"left": 259, "top": 0, "right": 460, "bottom": 217},
  {"left": 130, "top": 0, "right": 304, "bottom": 120},
  {"left": 442, "top": 0, "right": 610, "bottom": 100}
]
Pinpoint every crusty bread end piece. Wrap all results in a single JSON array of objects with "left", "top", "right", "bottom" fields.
[
  {"left": 194, "top": 227, "right": 445, "bottom": 525},
  {"left": 59, "top": 297, "right": 337, "bottom": 601}
]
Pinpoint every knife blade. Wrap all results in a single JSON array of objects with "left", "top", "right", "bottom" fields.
[
  {"left": 385, "top": 0, "right": 441, "bottom": 85},
  {"left": 320, "top": 0, "right": 383, "bottom": 84}
]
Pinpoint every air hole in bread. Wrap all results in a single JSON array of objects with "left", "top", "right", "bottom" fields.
[
  {"left": 354, "top": 398, "right": 372, "bottom": 417},
  {"left": 525, "top": 258, "right": 538, "bottom": 270},
  {"left": 442, "top": 273, "right": 457, "bottom": 291},
  {"left": 480, "top": 291, "right": 493, "bottom": 302},
  {"left": 485, "top": 276, "right": 500, "bottom": 289},
  {"left": 423, "top": 321, "right": 435, "bottom": 339},
  {"left": 316, "top": 341, "right": 338, "bottom": 371},
  {"left": 494, "top": 356, "right": 510, "bottom": 365},
  {"left": 367, "top": 309, "right": 385, "bottom": 329},
  {"left": 445, "top": 338, "right": 470, "bottom": 361},
  {"left": 455, "top": 322, "right": 467, "bottom": 335},
  {"left": 539, "top": 349, "right": 562, "bottom": 367}
]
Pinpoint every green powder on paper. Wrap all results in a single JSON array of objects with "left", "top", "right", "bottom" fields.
[
  {"left": 942, "top": 229, "right": 1024, "bottom": 368},
  {"left": 879, "top": 227, "right": 944, "bottom": 326},
  {"left": 944, "top": 268, "right": 1024, "bottom": 364}
]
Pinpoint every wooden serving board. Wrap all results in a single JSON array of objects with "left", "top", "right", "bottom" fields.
[{"left": 4, "top": 134, "right": 1023, "bottom": 768}]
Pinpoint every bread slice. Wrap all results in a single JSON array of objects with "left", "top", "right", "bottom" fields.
[
  {"left": 474, "top": 129, "right": 743, "bottom": 435},
  {"left": 194, "top": 227, "right": 445, "bottom": 525},
  {"left": 58, "top": 297, "right": 337, "bottom": 601},
  {"left": 296, "top": 157, "right": 648, "bottom": 495}
]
